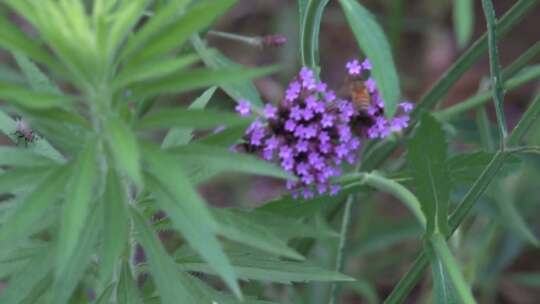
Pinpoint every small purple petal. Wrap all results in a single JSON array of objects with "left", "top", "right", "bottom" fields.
[
  {"left": 264, "top": 104, "right": 278, "bottom": 119},
  {"left": 235, "top": 100, "right": 251, "bottom": 117}
]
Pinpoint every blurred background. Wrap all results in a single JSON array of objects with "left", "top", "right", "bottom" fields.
[{"left": 0, "top": 1, "right": 539, "bottom": 303}]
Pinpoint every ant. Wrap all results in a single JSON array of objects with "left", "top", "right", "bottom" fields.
[{"left": 13, "top": 118, "right": 38, "bottom": 147}]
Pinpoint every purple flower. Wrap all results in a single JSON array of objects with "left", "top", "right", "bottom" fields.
[
  {"left": 284, "top": 119, "right": 296, "bottom": 132},
  {"left": 319, "top": 131, "right": 330, "bottom": 143},
  {"left": 295, "top": 140, "right": 309, "bottom": 154},
  {"left": 330, "top": 185, "right": 341, "bottom": 196},
  {"left": 290, "top": 106, "right": 303, "bottom": 121},
  {"left": 296, "top": 162, "right": 310, "bottom": 176},
  {"left": 300, "top": 67, "right": 316, "bottom": 89},
  {"left": 305, "top": 95, "right": 318, "bottom": 109},
  {"left": 362, "top": 59, "right": 372, "bottom": 70},
  {"left": 365, "top": 78, "right": 377, "bottom": 93},
  {"left": 286, "top": 81, "right": 301, "bottom": 102},
  {"left": 235, "top": 100, "right": 251, "bottom": 117},
  {"left": 279, "top": 146, "right": 293, "bottom": 160},
  {"left": 316, "top": 82, "right": 327, "bottom": 93},
  {"left": 325, "top": 91, "right": 336, "bottom": 102},
  {"left": 321, "top": 114, "right": 334, "bottom": 128},
  {"left": 303, "top": 124, "right": 317, "bottom": 139},
  {"left": 264, "top": 136, "right": 279, "bottom": 151},
  {"left": 264, "top": 104, "right": 278, "bottom": 119},
  {"left": 302, "top": 108, "right": 314, "bottom": 120},
  {"left": 346, "top": 59, "right": 362, "bottom": 75},
  {"left": 390, "top": 116, "right": 410, "bottom": 132},
  {"left": 400, "top": 102, "right": 414, "bottom": 113}
]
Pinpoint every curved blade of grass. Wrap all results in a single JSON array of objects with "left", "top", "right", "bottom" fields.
[
  {"left": 0, "top": 147, "right": 61, "bottom": 167},
  {"left": 300, "top": 0, "right": 329, "bottom": 70},
  {"left": 13, "top": 52, "right": 61, "bottom": 94},
  {"left": 117, "top": 261, "right": 144, "bottom": 304},
  {"left": 338, "top": 0, "right": 401, "bottom": 117}
]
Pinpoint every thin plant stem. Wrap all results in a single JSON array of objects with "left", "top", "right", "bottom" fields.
[
  {"left": 482, "top": 0, "right": 508, "bottom": 144},
  {"left": 502, "top": 40, "right": 540, "bottom": 80},
  {"left": 207, "top": 30, "right": 260, "bottom": 47},
  {"left": 329, "top": 195, "right": 355, "bottom": 304}
]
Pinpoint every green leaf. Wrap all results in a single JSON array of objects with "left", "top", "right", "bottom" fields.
[
  {"left": 211, "top": 208, "right": 303, "bottom": 260},
  {"left": 0, "top": 167, "right": 55, "bottom": 195},
  {"left": 49, "top": 197, "right": 102, "bottom": 304},
  {"left": 117, "top": 261, "right": 144, "bottom": 304},
  {"left": 129, "top": 66, "right": 277, "bottom": 100},
  {"left": 0, "top": 147, "right": 60, "bottom": 167},
  {"left": 176, "top": 247, "right": 354, "bottom": 284},
  {"left": 0, "top": 13, "right": 55, "bottom": 66},
  {"left": 94, "top": 284, "right": 115, "bottom": 304},
  {"left": 131, "top": 206, "right": 213, "bottom": 304},
  {"left": 168, "top": 143, "right": 293, "bottom": 180},
  {"left": 141, "top": 143, "right": 241, "bottom": 298},
  {"left": 100, "top": 168, "right": 129, "bottom": 283},
  {"left": 192, "top": 36, "right": 264, "bottom": 107},
  {"left": 56, "top": 138, "right": 98, "bottom": 277},
  {"left": 0, "top": 166, "right": 69, "bottom": 245},
  {"left": 121, "top": 0, "right": 191, "bottom": 60},
  {"left": 105, "top": 116, "right": 143, "bottom": 186},
  {"left": 128, "top": 0, "right": 237, "bottom": 64},
  {"left": 114, "top": 54, "right": 200, "bottom": 88},
  {"left": 136, "top": 108, "right": 248, "bottom": 131},
  {"left": 407, "top": 114, "right": 450, "bottom": 236},
  {"left": 300, "top": 0, "right": 329, "bottom": 70},
  {"left": 0, "top": 245, "right": 55, "bottom": 304},
  {"left": 447, "top": 152, "right": 520, "bottom": 184},
  {"left": 431, "top": 251, "right": 460, "bottom": 304},
  {"left": 162, "top": 86, "right": 217, "bottom": 148},
  {"left": 338, "top": 0, "right": 401, "bottom": 117},
  {"left": 196, "top": 123, "right": 250, "bottom": 147},
  {"left": 13, "top": 52, "right": 61, "bottom": 94},
  {"left": 106, "top": 0, "right": 151, "bottom": 59},
  {"left": 0, "top": 81, "right": 70, "bottom": 109},
  {"left": 430, "top": 234, "right": 476, "bottom": 304},
  {"left": 190, "top": 276, "right": 278, "bottom": 304},
  {"left": 454, "top": 0, "right": 474, "bottom": 49}
]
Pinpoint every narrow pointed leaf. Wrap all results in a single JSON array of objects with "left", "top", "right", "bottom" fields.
[
  {"left": 162, "top": 86, "right": 217, "bottom": 148},
  {"left": 168, "top": 143, "right": 293, "bottom": 180},
  {"left": 338, "top": 0, "right": 401, "bottom": 117},
  {"left": 0, "top": 81, "right": 70, "bottom": 109},
  {"left": 57, "top": 138, "right": 98, "bottom": 275},
  {"left": 128, "top": 0, "right": 237, "bottom": 64},
  {"left": 131, "top": 207, "right": 211, "bottom": 304},
  {"left": 407, "top": 114, "right": 450, "bottom": 236},
  {"left": 13, "top": 52, "right": 61, "bottom": 93},
  {"left": 176, "top": 248, "right": 354, "bottom": 284},
  {"left": 101, "top": 169, "right": 129, "bottom": 282},
  {"left": 142, "top": 143, "right": 241, "bottom": 298},
  {"left": 129, "top": 66, "right": 277, "bottom": 99},
  {"left": 0, "top": 166, "right": 69, "bottom": 245},
  {"left": 454, "top": 0, "right": 475, "bottom": 49},
  {"left": 117, "top": 261, "right": 144, "bottom": 304},
  {"left": 0, "top": 147, "right": 60, "bottom": 167},
  {"left": 137, "top": 108, "right": 248, "bottom": 130},
  {"left": 105, "top": 116, "right": 143, "bottom": 186}
]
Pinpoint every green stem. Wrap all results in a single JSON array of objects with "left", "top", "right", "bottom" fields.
[
  {"left": 300, "top": 0, "right": 330, "bottom": 71},
  {"left": 430, "top": 233, "right": 477, "bottom": 304},
  {"left": 436, "top": 65, "right": 540, "bottom": 119},
  {"left": 329, "top": 195, "right": 354, "bottom": 304},
  {"left": 207, "top": 30, "right": 261, "bottom": 47},
  {"left": 384, "top": 92, "right": 540, "bottom": 303},
  {"left": 482, "top": 0, "right": 508, "bottom": 143}
]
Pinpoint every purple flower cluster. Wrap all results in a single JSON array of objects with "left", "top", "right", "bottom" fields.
[{"left": 235, "top": 59, "right": 413, "bottom": 199}]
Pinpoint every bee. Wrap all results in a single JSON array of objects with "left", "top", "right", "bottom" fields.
[
  {"left": 13, "top": 118, "right": 37, "bottom": 146},
  {"left": 350, "top": 78, "right": 372, "bottom": 111}
]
